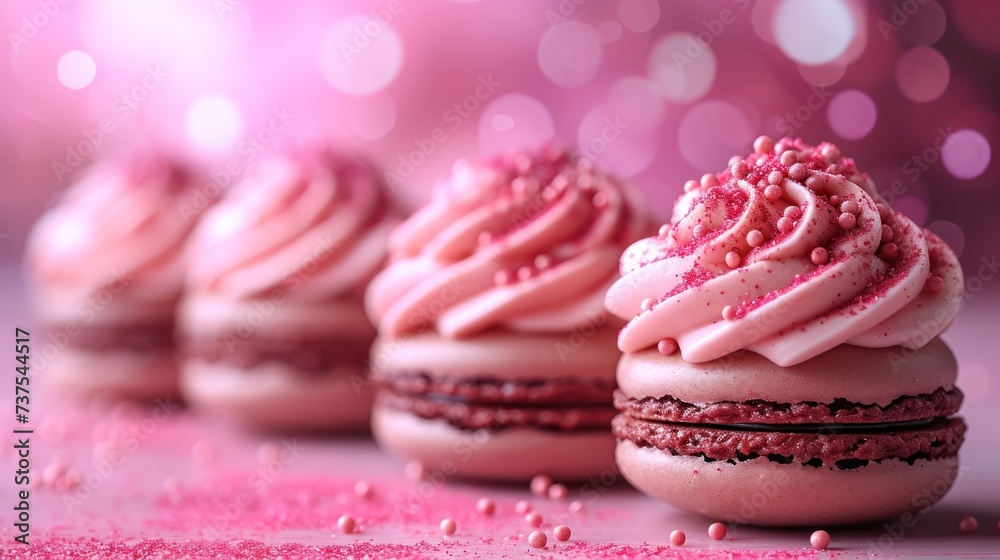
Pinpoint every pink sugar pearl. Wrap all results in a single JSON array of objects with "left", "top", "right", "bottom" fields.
[
  {"left": 191, "top": 440, "right": 215, "bottom": 464},
  {"left": 838, "top": 212, "right": 857, "bottom": 230},
  {"left": 959, "top": 515, "right": 978, "bottom": 534},
  {"left": 354, "top": 480, "right": 372, "bottom": 498},
  {"left": 569, "top": 500, "right": 585, "bottom": 514},
  {"left": 708, "top": 522, "right": 727, "bottom": 540},
  {"left": 810, "top": 530, "right": 830, "bottom": 550},
  {"left": 530, "top": 475, "right": 553, "bottom": 496},
  {"left": 526, "top": 511, "right": 543, "bottom": 527},
  {"left": 725, "top": 251, "right": 741, "bottom": 269},
  {"left": 476, "top": 498, "right": 496, "bottom": 516},
  {"left": 548, "top": 483, "right": 568, "bottom": 500},
  {"left": 515, "top": 500, "right": 532, "bottom": 515},
  {"left": 657, "top": 338, "right": 678, "bottom": 356},
  {"left": 811, "top": 247, "right": 829, "bottom": 266},
  {"left": 163, "top": 477, "right": 181, "bottom": 494},
  {"left": 337, "top": 515, "right": 356, "bottom": 534},
  {"left": 554, "top": 525, "right": 571, "bottom": 542},
  {"left": 754, "top": 135, "right": 774, "bottom": 155},
  {"left": 256, "top": 442, "right": 279, "bottom": 465},
  {"left": 528, "top": 531, "right": 547, "bottom": 549},
  {"left": 670, "top": 530, "right": 686, "bottom": 546},
  {"left": 404, "top": 460, "right": 425, "bottom": 481},
  {"left": 440, "top": 518, "right": 457, "bottom": 536},
  {"left": 788, "top": 163, "right": 807, "bottom": 181}
]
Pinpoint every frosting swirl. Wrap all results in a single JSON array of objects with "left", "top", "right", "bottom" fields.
[
  {"left": 366, "top": 144, "right": 652, "bottom": 338},
  {"left": 26, "top": 155, "right": 197, "bottom": 321},
  {"left": 186, "top": 147, "right": 397, "bottom": 303},
  {"left": 606, "top": 137, "right": 963, "bottom": 366}
]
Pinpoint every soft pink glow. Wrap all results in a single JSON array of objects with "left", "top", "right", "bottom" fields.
[
  {"left": 537, "top": 22, "right": 604, "bottom": 87},
  {"left": 773, "top": 0, "right": 855, "bottom": 65},
  {"left": 827, "top": 89, "right": 877, "bottom": 140},
  {"left": 649, "top": 33, "right": 716, "bottom": 103},
  {"left": 478, "top": 94, "right": 555, "bottom": 155},
  {"left": 320, "top": 16, "right": 404, "bottom": 96},
  {"left": 618, "top": 0, "right": 660, "bottom": 33},
  {"left": 942, "top": 129, "right": 991, "bottom": 180},
  {"left": 896, "top": 47, "right": 950, "bottom": 103},
  {"left": 57, "top": 50, "right": 96, "bottom": 90}
]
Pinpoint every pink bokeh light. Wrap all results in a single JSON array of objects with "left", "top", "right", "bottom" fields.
[{"left": 827, "top": 89, "right": 877, "bottom": 140}]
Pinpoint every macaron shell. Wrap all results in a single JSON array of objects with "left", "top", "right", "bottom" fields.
[
  {"left": 371, "top": 327, "right": 620, "bottom": 383},
  {"left": 182, "top": 361, "right": 372, "bottom": 431},
  {"left": 43, "top": 348, "right": 179, "bottom": 399},
  {"left": 617, "top": 338, "right": 957, "bottom": 408},
  {"left": 372, "top": 407, "right": 615, "bottom": 481},
  {"left": 616, "top": 439, "right": 960, "bottom": 526},
  {"left": 180, "top": 296, "right": 375, "bottom": 342}
]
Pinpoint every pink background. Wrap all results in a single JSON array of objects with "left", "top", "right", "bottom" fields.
[
  {"left": 1, "top": 1, "right": 998, "bottom": 557},
  {"left": 1, "top": 0, "right": 999, "bottom": 282}
]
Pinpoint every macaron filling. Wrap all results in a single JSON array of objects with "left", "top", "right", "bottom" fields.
[
  {"left": 57, "top": 322, "right": 175, "bottom": 352},
  {"left": 375, "top": 372, "right": 616, "bottom": 432},
  {"left": 613, "top": 376, "right": 966, "bottom": 472},
  {"left": 613, "top": 387, "right": 963, "bottom": 425},
  {"left": 183, "top": 334, "right": 369, "bottom": 375},
  {"left": 612, "top": 414, "right": 965, "bottom": 469}
]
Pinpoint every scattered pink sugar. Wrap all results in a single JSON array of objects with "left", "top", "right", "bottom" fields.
[
  {"left": 554, "top": 542, "right": 841, "bottom": 559},
  {"left": 7, "top": 538, "right": 463, "bottom": 560}
]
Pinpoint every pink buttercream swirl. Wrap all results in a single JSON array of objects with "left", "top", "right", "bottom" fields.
[
  {"left": 27, "top": 155, "right": 197, "bottom": 315},
  {"left": 366, "top": 144, "right": 653, "bottom": 338},
  {"left": 606, "top": 137, "right": 963, "bottom": 366},
  {"left": 187, "top": 148, "right": 397, "bottom": 302}
]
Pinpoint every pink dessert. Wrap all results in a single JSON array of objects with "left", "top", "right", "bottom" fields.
[
  {"left": 180, "top": 145, "right": 398, "bottom": 430},
  {"left": 366, "top": 143, "right": 652, "bottom": 480},
  {"left": 606, "top": 137, "right": 966, "bottom": 525},
  {"left": 26, "top": 154, "right": 198, "bottom": 398}
]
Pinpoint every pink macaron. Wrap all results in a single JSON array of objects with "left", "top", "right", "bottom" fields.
[
  {"left": 180, "top": 144, "right": 399, "bottom": 430},
  {"left": 606, "top": 137, "right": 966, "bottom": 525},
  {"left": 366, "top": 143, "right": 653, "bottom": 480},
  {"left": 25, "top": 154, "right": 199, "bottom": 399}
]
